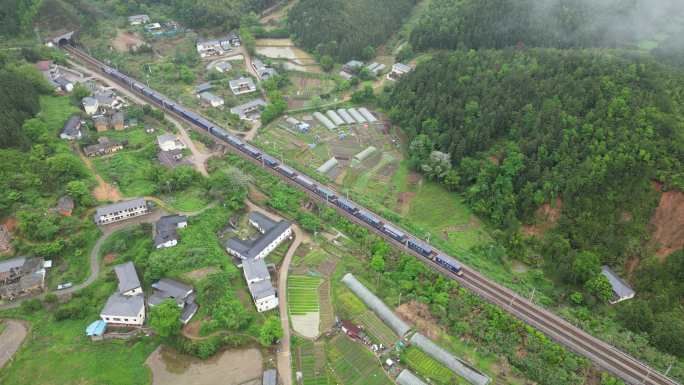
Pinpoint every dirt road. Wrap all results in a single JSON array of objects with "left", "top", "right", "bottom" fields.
[
  {"left": 66, "top": 59, "right": 211, "bottom": 176},
  {"left": 0, "top": 320, "right": 27, "bottom": 369},
  {"left": 76, "top": 145, "right": 122, "bottom": 202},
  {"left": 245, "top": 200, "right": 309, "bottom": 385}
]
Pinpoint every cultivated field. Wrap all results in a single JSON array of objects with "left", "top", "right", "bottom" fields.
[
  {"left": 354, "top": 310, "right": 398, "bottom": 346},
  {"left": 326, "top": 336, "right": 392, "bottom": 385},
  {"left": 401, "top": 346, "right": 457, "bottom": 385},
  {"left": 288, "top": 275, "right": 322, "bottom": 315},
  {"left": 297, "top": 341, "right": 330, "bottom": 385}
]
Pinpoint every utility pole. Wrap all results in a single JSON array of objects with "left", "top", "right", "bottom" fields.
[{"left": 529, "top": 287, "right": 536, "bottom": 302}]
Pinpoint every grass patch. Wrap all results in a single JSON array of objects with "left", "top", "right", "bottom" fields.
[
  {"left": 288, "top": 275, "right": 322, "bottom": 315},
  {"left": 326, "top": 335, "right": 392, "bottom": 385},
  {"left": 401, "top": 346, "right": 458, "bottom": 385}
]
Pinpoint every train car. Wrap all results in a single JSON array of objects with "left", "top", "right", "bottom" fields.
[
  {"left": 294, "top": 174, "right": 316, "bottom": 190},
  {"left": 275, "top": 164, "right": 296, "bottom": 178},
  {"left": 407, "top": 238, "right": 433, "bottom": 257},
  {"left": 335, "top": 197, "right": 358, "bottom": 214},
  {"left": 357, "top": 210, "right": 382, "bottom": 228},
  {"left": 242, "top": 144, "right": 262, "bottom": 159},
  {"left": 382, "top": 223, "right": 407, "bottom": 242},
  {"left": 434, "top": 254, "right": 463, "bottom": 276},
  {"left": 210, "top": 126, "right": 231, "bottom": 141},
  {"left": 315, "top": 186, "right": 337, "bottom": 201},
  {"left": 261, "top": 154, "right": 279, "bottom": 167},
  {"left": 226, "top": 135, "right": 243, "bottom": 147}
]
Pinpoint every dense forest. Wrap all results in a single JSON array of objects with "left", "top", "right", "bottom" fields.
[
  {"left": 409, "top": 0, "right": 684, "bottom": 51},
  {"left": 287, "top": 0, "right": 417, "bottom": 61},
  {"left": 386, "top": 49, "right": 684, "bottom": 354}
]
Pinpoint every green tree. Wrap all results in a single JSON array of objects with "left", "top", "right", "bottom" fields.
[
  {"left": 651, "top": 312, "right": 684, "bottom": 356},
  {"left": 362, "top": 45, "right": 376, "bottom": 61},
  {"left": 571, "top": 251, "right": 601, "bottom": 284},
  {"left": 149, "top": 299, "right": 182, "bottom": 337},
  {"left": 617, "top": 300, "right": 654, "bottom": 333},
  {"left": 66, "top": 180, "right": 93, "bottom": 206},
  {"left": 371, "top": 253, "right": 385, "bottom": 272},
  {"left": 259, "top": 316, "right": 283, "bottom": 346},
  {"left": 319, "top": 55, "right": 334, "bottom": 72},
  {"left": 584, "top": 275, "right": 612, "bottom": 302}
]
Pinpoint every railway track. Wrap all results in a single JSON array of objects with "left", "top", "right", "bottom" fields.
[{"left": 62, "top": 44, "right": 679, "bottom": 385}]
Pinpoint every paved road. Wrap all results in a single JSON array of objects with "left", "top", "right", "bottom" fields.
[
  {"left": 245, "top": 200, "right": 309, "bottom": 385},
  {"left": 67, "top": 59, "right": 212, "bottom": 176},
  {"left": 0, "top": 320, "right": 27, "bottom": 369}
]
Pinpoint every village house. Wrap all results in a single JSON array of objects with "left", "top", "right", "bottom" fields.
[
  {"left": 196, "top": 37, "right": 232, "bottom": 58},
  {"left": 56, "top": 196, "right": 75, "bottom": 216},
  {"left": 252, "top": 58, "right": 277, "bottom": 81},
  {"left": 195, "top": 82, "right": 213, "bottom": 94},
  {"left": 0, "top": 257, "right": 46, "bottom": 301},
  {"left": 82, "top": 96, "right": 99, "bottom": 115},
  {"left": 387, "top": 62, "right": 412, "bottom": 80},
  {"left": 154, "top": 215, "right": 187, "bottom": 249},
  {"left": 224, "top": 212, "right": 292, "bottom": 312},
  {"left": 93, "top": 115, "right": 108, "bottom": 132},
  {"left": 229, "top": 77, "right": 257, "bottom": 96},
  {"left": 365, "top": 62, "right": 386, "bottom": 76},
  {"left": 211, "top": 61, "right": 232, "bottom": 73},
  {"left": 60, "top": 115, "right": 83, "bottom": 140},
  {"left": 84, "top": 137, "right": 125, "bottom": 157},
  {"left": 111, "top": 111, "right": 125, "bottom": 130},
  {"left": 128, "top": 14, "right": 150, "bottom": 25},
  {"left": 199, "top": 91, "right": 225, "bottom": 108},
  {"left": 93, "top": 198, "right": 149, "bottom": 225},
  {"left": 340, "top": 60, "right": 364, "bottom": 79},
  {"left": 157, "top": 133, "right": 187, "bottom": 152},
  {"left": 148, "top": 278, "right": 198, "bottom": 324},
  {"left": 231, "top": 98, "right": 267, "bottom": 121},
  {"left": 227, "top": 31, "right": 241, "bottom": 47},
  {"left": 100, "top": 261, "right": 145, "bottom": 326},
  {"left": 340, "top": 319, "right": 363, "bottom": 340}
]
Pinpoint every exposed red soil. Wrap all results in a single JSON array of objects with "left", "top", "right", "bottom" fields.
[
  {"left": 395, "top": 301, "right": 443, "bottom": 340},
  {"left": 649, "top": 189, "right": 684, "bottom": 259},
  {"left": 2, "top": 217, "right": 17, "bottom": 232},
  {"left": 488, "top": 155, "right": 501, "bottom": 165},
  {"left": 103, "top": 253, "right": 117, "bottom": 265},
  {"left": 522, "top": 197, "right": 562, "bottom": 238}
]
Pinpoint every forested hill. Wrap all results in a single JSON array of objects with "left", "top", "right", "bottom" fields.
[
  {"left": 409, "top": 0, "right": 684, "bottom": 51},
  {"left": 288, "top": 0, "right": 417, "bottom": 61},
  {"left": 387, "top": 49, "right": 684, "bottom": 262}
]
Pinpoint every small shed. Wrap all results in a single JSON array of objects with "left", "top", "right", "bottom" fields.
[
  {"left": 262, "top": 369, "right": 277, "bottom": 385},
  {"left": 86, "top": 320, "right": 107, "bottom": 340},
  {"left": 57, "top": 196, "right": 74, "bottom": 216},
  {"left": 601, "top": 266, "right": 635, "bottom": 304},
  {"left": 313, "top": 112, "right": 336, "bottom": 130},
  {"left": 347, "top": 108, "right": 366, "bottom": 124},
  {"left": 353, "top": 146, "right": 377, "bottom": 162},
  {"left": 358, "top": 107, "right": 377, "bottom": 123},
  {"left": 317, "top": 157, "right": 338, "bottom": 174},
  {"left": 326, "top": 110, "right": 345, "bottom": 126},
  {"left": 337, "top": 109, "right": 356, "bottom": 125}
]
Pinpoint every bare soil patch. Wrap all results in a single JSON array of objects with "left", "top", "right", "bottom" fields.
[
  {"left": 522, "top": 197, "right": 562, "bottom": 237},
  {"left": 146, "top": 346, "right": 263, "bottom": 385},
  {"left": 2, "top": 217, "right": 17, "bottom": 232},
  {"left": 184, "top": 267, "right": 219, "bottom": 281},
  {"left": 112, "top": 30, "right": 145, "bottom": 53},
  {"left": 395, "top": 301, "right": 443, "bottom": 340},
  {"left": 103, "top": 253, "right": 117, "bottom": 265},
  {"left": 649, "top": 189, "right": 684, "bottom": 259}
]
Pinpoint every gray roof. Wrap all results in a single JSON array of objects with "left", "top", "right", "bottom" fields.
[
  {"left": 263, "top": 369, "right": 277, "bottom": 385},
  {"left": 0, "top": 257, "right": 27, "bottom": 274},
  {"left": 101, "top": 292, "right": 144, "bottom": 317},
  {"left": 95, "top": 93, "right": 114, "bottom": 106},
  {"left": 396, "top": 369, "right": 428, "bottom": 385},
  {"left": 229, "top": 77, "right": 256, "bottom": 92},
  {"left": 410, "top": 333, "right": 491, "bottom": 385},
  {"left": 253, "top": 58, "right": 277, "bottom": 80},
  {"left": 243, "top": 257, "right": 270, "bottom": 282},
  {"left": 94, "top": 198, "right": 147, "bottom": 219},
  {"left": 249, "top": 212, "right": 278, "bottom": 232},
  {"left": 114, "top": 261, "right": 141, "bottom": 294},
  {"left": 214, "top": 61, "right": 232, "bottom": 71},
  {"left": 57, "top": 196, "right": 74, "bottom": 212},
  {"left": 195, "top": 82, "right": 213, "bottom": 93},
  {"left": 344, "top": 60, "right": 364, "bottom": 69},
  {"left": 249, "top": 278, "right": 276, "bottom": 300},
  {"left": 358, "top": 107, "right": 377, "bottom": 122},
  {"left": 347, "top": 108, "right": 366, "bottom": 123},
  {"left": 226, "top": 238, "right": 256, "bottom": 257},
  {"left": 231, "top": 98, "right": 267, "bottom": 118},
  {"left": 239, "top": 220, "right": 291, "bottom": 260},
  {"left": 62, "top": 115, "right": 81, "bottom": 137},
  {"left": 601, "top": 266, "right": 635, "bottom": 301},
  {"left": 151, "top": 278, "right": 193, "bottom": 300},
  {"left": 341, "top": 273, "right": 410, "bottom": 337},
  {"left": 393, "top": 63, "right": 412, "bottom": 73},
  {"left": 154, "top": 215, "right": 187, "bottom": 246},
  {"left": 82, "top": 96, "right": 98, "bottom": 107},
  {"left": 180, "top": 301, "right": 198, "bottom": 323},
  {"left": 200, "top": 91, "right": 223, "bottom": 104}
]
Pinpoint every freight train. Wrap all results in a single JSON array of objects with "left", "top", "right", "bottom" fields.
[{"left": 100, "top": 64, "right": 463, "bottom": 276}]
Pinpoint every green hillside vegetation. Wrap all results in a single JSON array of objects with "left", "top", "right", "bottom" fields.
[
  {"left": 287, "top": 0, "right": 418, "bottom": 61},
  {"left": 387, "top": 49, "right": 684, "bottom": 356},
  {"left": 409, "top": 0, "right": 684, "bottom": 51}
]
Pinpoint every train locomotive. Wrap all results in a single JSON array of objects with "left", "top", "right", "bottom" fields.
[{"left": 98, "top": 60, "right": 463, "bottom": 277}]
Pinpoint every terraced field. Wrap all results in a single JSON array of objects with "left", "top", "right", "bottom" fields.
[
  {"left": 402, "top": 346, "right": 457, "bottom": 385},
  {"left": 288, "top": 275, "right": 323, "bottom": 315},
  {"left": 326, "top": 336, "right": 393, "bottom": 385},
  {"left": 354, "top": 310, "right": 398, "bottom": 346}
]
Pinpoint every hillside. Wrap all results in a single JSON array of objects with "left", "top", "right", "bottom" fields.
[
  {"left": 409, "top": 0, "right": 684, "bottom": 51},
  {"left": 287, "top": 0, "right": 417, "bottom": 61}
]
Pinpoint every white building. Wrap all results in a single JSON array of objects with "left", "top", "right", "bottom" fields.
[
  {"left": 199, "top": 91, "right": 225, "bottom": 108},
  {"left": 100, "top": 261, "right": 145, "bottom": 326},
  {"left": 387, "top": 63, "right": 412, "bottom": 80},
  {"left": 93, "top": 198, "right": 149, "bottom": 225},
  {"left": 601, "top": 266, "right": 636, "bottom": 304},
  {"left": 225, "top": 212, "right": 292, "bottom": 312},
  {"left": 157, "top": 133, "right": 187, "bottom": 151},
  {"left": 229, "top": 77, "right": 257, "bottom": 96},
  {"left": 154, "top": 215, "right": 188, "bottom": 249},
  {"left": 82, "top": 97, "right": 99, "bottom": 115}
]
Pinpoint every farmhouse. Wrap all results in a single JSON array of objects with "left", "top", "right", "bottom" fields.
[
  {"left": 601, "top": 266, "right": 636, "bottom": 304},
  {"left": 111, "top": 111, "right": 125, "bottom": 130},
  {"left": 229, "top": 77, "right": 257, "bottom": 95},
  {"left": 231, "top": 98, "right": 267, "bottom": 121},
  {"left": 365, "top": 62, "right": 386, "bottom": 76},
  {"left": 101, "top": 262, "right": 145, "bottom": 326},
  {"left": 199, "top": 91, "right": 225, "bottom": 108},
  {"left": 212, "top": 61, "right": 233, "bottom": 73},
  {"left": 388, "top": 63, "right": 412, "bottom": 80},
  {"left": 225, "top": 212, "right": 292, "bottom": 312},
  {"left": 93, "top": 198, "right": 149, "bottom": 225},
  {"left": 154, "top": 215, "right": 188, "bottom": 249},
  {"left": 285, "top": 117, "right": 310, "bottom": 132},
  {"left": 56, "top": 196, "right": 75, "bottom": 216},
  {"left": 0, "top": 257, "right": 46, "bottom": 300},
  {"left": 340, "top": 320, "right": 362, "bottom": 340},
  {"left": 340, "top": 60, "right": 363, "bottom": 79},
  {"left": 196, "top": 37, "right": 232, "bottom": 58},
  {"left": 128, "top": 14, "right": 150, "bottom": 25},
  {"left": 60, "top": 115, "right": 83, "bottom": 140},
  {"left": 252, "top": 58, "right": 277, "bottom": 81},
  {"left": 84, "top": 137, "right": 125, "bottom": 157},
  {"left": 149, "top": 278, "right": 198, "bottom": 324},
  {"left": 157, "top": 133, "right": 187, "bottom": 151}
]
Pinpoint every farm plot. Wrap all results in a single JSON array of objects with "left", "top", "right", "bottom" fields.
[
  {"left": 354, "top": 310, "right": 398, "bottom": 347},
  {"left": 326, "top": 336, "right": 393, "bottom": 385},
  {"left": 298, "top": 341, "right": 330, "bottom": 385},
  {"left": 401, "top": 346, "right": 458, "bottom": 385},
  {"left": 289, "top": 275, "right": 323, "bottom": 338}
]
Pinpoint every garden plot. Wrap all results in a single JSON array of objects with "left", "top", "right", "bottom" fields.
[
  {"left": 354, "top": 310, "right": 398, "bottom": 347},
  {"left": 401, "top": 346, "right": 457, "bottom": 385},
  {"left": 297, "top": 341, "right": 330, "bottom": 385},
  {"left": 326, "top": 336, "right": 393, "bottom": 385},
  {"left": 288, "top": 275, "right": 323, "bottom": 338}
]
